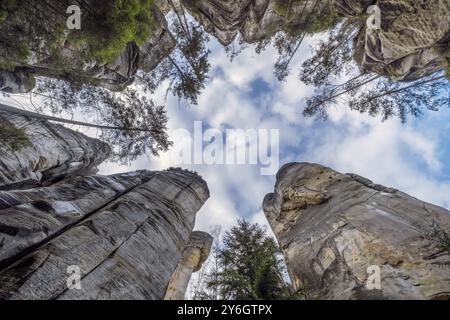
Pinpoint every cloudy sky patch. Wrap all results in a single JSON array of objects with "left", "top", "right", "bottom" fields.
[{"left": 96, "top": 36, "right": 450, "bottom": 233}]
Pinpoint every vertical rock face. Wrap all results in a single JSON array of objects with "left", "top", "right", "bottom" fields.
[
  {"left": 164, "top": 231, "right": 213, "bottom": 300},
  {"left": 263, "top": 163, "right": 450, "bottom": 300},
  {"left": 138, "top": 6, "right": 177, "bottom": 73},
  {"left": 0, "top": 168, "right": 209, "bottom": 300},
  {"left": 2, "top": 0, "right": 448, "bottom": 92},
  {"left": 0, "top": 114, "right": 210, "bottom": 300},
  {"left": 351, "top": 0, "right": 450, "bottom": 81},
  {"left": 0, "top": 111, "right": 111, "bottom": 190},
  {"left": 179, "top": 0, "right": 449, "bottom": 80},
  {"left": 179, "top": 0, "right": 332, "bottom": 45}
]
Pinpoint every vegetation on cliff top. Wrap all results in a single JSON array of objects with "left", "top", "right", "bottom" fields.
[
  {"left": 136, "top": 15, "right": 211, "bottom": 105},
  {"left": 69, "top": 0, "right": 157, "bottom": 64},
  {"left": 0, "top": 0, "right": 158, "bottom": 70},
  {"left": 299, "top": 20, "right": 450, "bottom": 123}
]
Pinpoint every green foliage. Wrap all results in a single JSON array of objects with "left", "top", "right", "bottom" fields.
[
  {"left": 69, "top": 0, "right": 157, "bottom": 64},
  {"left": 0, "top": 42, "right": 30, "bottom": 71},
  {"left": 0, "top": 0, "right": 16, "bottom": 23},
  {"left": 301, "top": 19, "right": 450, "bottom": 123},
  {"left": 0, "top": 119, "right": 30, "bottom": 151},
  {"left": 274, "top": 0, "right": 342, "bottom": 35},
  {"left": 0, "top": 0, "right": 66, "bottom": 72},
  {"left": 273, "top": 0, "right": 305, "bottom": 18},
  {"left": 137, "top": 17, "right": 211, "bottom": 105},
  {"left": 202, "top": 219, "right": 293, "bottom": 300},
  {"left": 0, "top": 0, "right": 30, "bottom": 70},
  {"left": 0, "top": 0, "right": 158, "bottom": 70},
  {"left": 35, "top": 78, "right": 172, "bottom": 163},
  {"left": 304, "top": 2, "right": 343, "bottom": 34}
]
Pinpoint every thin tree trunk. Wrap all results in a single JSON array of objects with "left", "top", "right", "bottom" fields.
[
  {"left": 305, "top": 26, "right": 357, "bottom": 76},
  {"left": 278, "top": 0, "right": 321, "bottom": 79},
  {"left": 180, "top": 4, "right": 192, "bottom": 40},
  {"left": 168, "top": 55, "right": 188, "bottom": 80},
  {"left": 285, "top": 0, "right": 294, "bottom": 21},
  {"left": 0, "top": 103, "right": 149, "bottom": 132},
  {"left": 363, "top": 75, "right": 446, "bottom": 103},
  {"left": 277, "top": 33, "right": 306, "bottom": 79},
  {"left": 312, "top": 74, "right": 381, "bottom": 107}
]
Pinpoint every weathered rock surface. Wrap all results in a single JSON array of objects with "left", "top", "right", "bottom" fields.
[
  {"left": 0, "top": 167, "right": 209, "bottom": 300},
  {"left": 0, "top": 70, "right": 36, "bottom": 94},
  {"left": 138, "top": 6, "right": 177, "bottom": 73},
  {"left": 352, "top": 0, "right": 450, "bottom": 80},
  {"left": 0, "top": 113, "right": 210, "bottom": 300},
  {"left": 164, "top": 231, "right": 213, "bottom": 300},
  {"left": 179, "top": 0, "right": 449, "bottom": 80},
  {"left": 179, "top": 0, "right": 332, "bottom": 46},
  {"left": 263, "top": 163, "right": 450, "bottom": 300},
  {"left": 0, "top": 111, "right": 110, "bottom": 190},
  {"left": 95, "top": 6, "right": 176, "bottom": 90},
  {"left": 1, "top": 0, "right": 448, "bottom": 92}
]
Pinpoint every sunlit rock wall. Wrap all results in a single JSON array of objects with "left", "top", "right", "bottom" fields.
[
  {"left": 263, "top": 163, "right": 450, "bottom": 300},
  {"left": 340, "top": 0, "right": 450, "bottom": 80}
]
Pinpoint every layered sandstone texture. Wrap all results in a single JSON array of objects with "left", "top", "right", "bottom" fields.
[
  {"left": 0, "top": 113, "right": 210, "bottom": 300},
  {"left": 0, "top": 111, "right": 110, "bottom": 190},
  {"left": 164, "top": 231, "right": 213, "bottom": 300},
  {"left": 179, "top": 0, "right": 450, "bottom": 80},
  {"left": 263, "top": 163, "right": 450, "bottom": 300}
]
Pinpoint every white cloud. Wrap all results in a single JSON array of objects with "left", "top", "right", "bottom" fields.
[{"left": 96, "top": 34, "right": 450, "bottom": 240}]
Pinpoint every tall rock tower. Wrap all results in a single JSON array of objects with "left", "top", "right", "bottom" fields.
[
  {"left": 0, "top": 111, "right": 211, "bottom": 300},
  {"left": 263, "top": 163, "right": 450, "bottom": 300}
]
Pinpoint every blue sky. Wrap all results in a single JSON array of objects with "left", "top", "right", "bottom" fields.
[{"left": 98, "top": 35, "right": 450, "bottom": 234}]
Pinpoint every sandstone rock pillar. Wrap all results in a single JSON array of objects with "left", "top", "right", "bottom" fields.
[
  {"left": 263, "top": 163, "right": 450, "bottom": 300},
  {"left": 0, "top": 111, "right": 111, "bottom": 190},
  {"left": 164, "top": 231, "right": 213, "bottom": 300},
  {"left": 0, "top": 113, "right": 211, "bottom": 300}
]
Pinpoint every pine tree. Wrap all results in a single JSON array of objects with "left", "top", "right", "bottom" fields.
[
  {"left": 201, "top": 219, "right": 290, "bottom": 300},
  {"left": 32, "top": 78, "right": 172, "bottom": 162}
]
